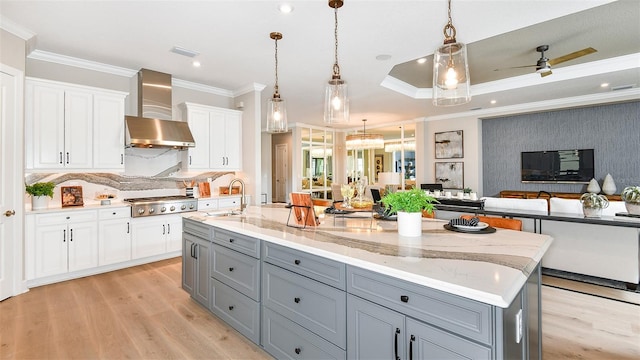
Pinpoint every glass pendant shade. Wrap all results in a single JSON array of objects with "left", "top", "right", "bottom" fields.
[
  {"left": 384, "top": 141, "right": 416, "bottom": 153},
  {"left": 433, "top": 41, "right": 470, "bottom": 106},
  {"left": 266, "top": 96, "right": 287, "bottom": 133},
  {"left": 324, "top": 78, "right": 349, "bottom": 124},
  {"left": 346, "top": 119, "right": 383, "bottom": 150}
]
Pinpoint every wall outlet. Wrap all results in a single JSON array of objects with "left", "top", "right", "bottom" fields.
[{"left": 515, "top": 309, "right": 523, "bottom": 344}]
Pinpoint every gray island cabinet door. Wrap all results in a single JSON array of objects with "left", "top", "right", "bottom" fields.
[
  {"left": 347, "top": 294, "right": 406, "bottom": 360},
  {"left": 406, "top": 317, "right": 492, "bottom": 360}
]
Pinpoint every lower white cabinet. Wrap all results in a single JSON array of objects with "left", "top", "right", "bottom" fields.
[
  {"left": 131, "top": 215, "right": 182, "bottom": 259},
  {"left": 29, "top": 210, "right": 98, "bottom": 278},
  {"left": 97, "top": 207, "right": 131, "bottom": 266}
]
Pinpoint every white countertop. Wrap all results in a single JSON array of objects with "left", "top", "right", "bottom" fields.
[{"left": 184, "top": 205, "right": 553, "bottom": 308}]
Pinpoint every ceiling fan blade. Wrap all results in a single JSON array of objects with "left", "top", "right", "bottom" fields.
[
  {"left": 548, "top": 47, "right": 597, "bottom": 66},
  {"left": 540, "top": 70, "right": 553, "bottom": 78},
  {"left": 493, "top": 64, "right": 537, "bottom": 71}
]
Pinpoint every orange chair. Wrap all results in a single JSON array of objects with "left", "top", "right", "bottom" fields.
[{"left": 460, "top": 215, "right": 522, "bottom": 231}]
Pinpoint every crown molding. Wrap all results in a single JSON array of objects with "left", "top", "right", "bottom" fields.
[
  {"left": 172, "top": 78, "right": 233, "bottom": 97},
  {"left": 0, "top": 15, "right": 35, "bottom": 40},
  {"left": 27, "top": 50, "right": 137, "bottom": 77},
  {"left": 234, "top": 83, "right": 267, "bottom": 97}
]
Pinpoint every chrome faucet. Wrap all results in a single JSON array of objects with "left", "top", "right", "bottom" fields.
[{"left": 228, "top": 178, "right": 246, "bottom": 213}]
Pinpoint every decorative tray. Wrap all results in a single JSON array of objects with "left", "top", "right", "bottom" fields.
[{"left": 443, "top": 224, "right": 496, "bottom": 234}]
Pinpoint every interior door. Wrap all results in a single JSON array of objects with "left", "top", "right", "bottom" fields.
[
  {"left": 275, "top": 143, "right": 287, "bottom": 203},
  {"left": 0, "top": 67, "right": 23, "bottom": 301}
]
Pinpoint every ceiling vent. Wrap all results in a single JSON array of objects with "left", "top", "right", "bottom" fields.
[
  {"left": 611, "top": 84, "right": 636, "bottom": 91},
  {"left": 170, "top": 46, "right": 199, "bottom": 58}
]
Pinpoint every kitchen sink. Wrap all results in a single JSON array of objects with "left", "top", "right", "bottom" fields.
[{"left": 205, "top": 210, "right": 242, "bottom": 217}]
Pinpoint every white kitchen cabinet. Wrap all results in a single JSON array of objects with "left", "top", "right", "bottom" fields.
[
  {"left": 180, "top": 102, "right": 242, "bottom": 171},
  {"left": 131, "top": 215, "right": 182, "bottom": 259},
  {"left": 29, "top": 210, "right": 98, "bottom": 278},
  {"left": 98, "top": 207, "right": 131, "bottom": 266},
  {"left": 93, "top": 93, "right": 126, "bottom": 170},
  {"left": 25, "top": 78, "right": 127, "bottom": 171}
]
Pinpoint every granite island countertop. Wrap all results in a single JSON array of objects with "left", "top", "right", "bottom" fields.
[{"left": 184, "top": 205, "right": 553, "bottom": 308}]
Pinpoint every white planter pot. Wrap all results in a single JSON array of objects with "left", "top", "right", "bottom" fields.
[
  {"left": 397, "top": 211, "right": 423, "bottom": 237},
  {"left": 582, "top": 207, "right": 602, "bottom": 218},
  {"left": 625, "top": 202, "right": 640, "bottom": 216},
  {"left": 31, "top": 196, "right": 49, "bottom": 210}
]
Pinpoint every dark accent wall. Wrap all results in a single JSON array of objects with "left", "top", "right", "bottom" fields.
[{"left": 482, "top": 101, "right": 640, "bottom": 197}]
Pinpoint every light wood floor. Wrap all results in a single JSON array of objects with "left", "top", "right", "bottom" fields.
[{"left": 1, "top": 258, "right": 639, "bottom": 359}]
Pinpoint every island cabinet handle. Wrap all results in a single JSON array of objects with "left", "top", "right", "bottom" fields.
[
  {"left": 394, "top": 328, "right": 401, "bottom": 360},
  {"left": 400, "top": 295, "right": 409, "bottom": 303},
  {"left": 228, "top": 305, "right": 234, "bottom": 311},
  {"left": 409, "top": 335, "right": 415, "bottom": 360},
  {"left": 229, "top": 238, "right": 235, "bottom": 243},
  {"left": 294, "top": 297, "right": 301, "bottom": 303},
  {"left": 228, "top": 267, "right": 234, "bottom": 272},
  {"left": 294, "top": 259, "right": 301, "bottom": 265},
  {"left": 294, "top": 348, "right": 301, "bottom": 355}
]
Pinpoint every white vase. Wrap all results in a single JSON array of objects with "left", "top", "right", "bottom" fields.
[
  {"left": 31, "top": 196, "right": 49, "bottom": 210},
  {"left": 601, "top": 174, "right": 616, "bottom": 195},
  {"left": 625, "top": 202, "right": 640, "bottom": 216},
  {"left": 397, "top": 211, "right": 423, "bottom": 237},
  {"left": 586, "top": 178, "right": 600, "bottom": 194}
]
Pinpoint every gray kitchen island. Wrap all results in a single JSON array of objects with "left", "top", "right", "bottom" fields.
[{"left": 182, "top": 205, "right": 553, "bottom": 359}]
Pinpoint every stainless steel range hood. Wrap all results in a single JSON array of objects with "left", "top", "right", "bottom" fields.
[{"left": 125, "top": 69, "right": 195, "bottom": 149}]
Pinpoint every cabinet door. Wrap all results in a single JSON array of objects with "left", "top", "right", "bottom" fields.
[
  {"left": 67, "top": 221, "right": 98, "bottom": 272},
  {"left": 29, "top": 82, "right": 65, "bottom": 169},
  {"left": 223, "top": 111, "right": 242, "bottom": 169},
  {"left": 34, "top": 224, "right": 68, "bottom": 278},
  {"left": 347, "top": 294, "right": 405, "bottom": 360},
  {"left": 93, "top": 93, "right": 125, "bottom": 170},
  {"left": 209, "top": 110, "right": 227, "bottom": 169},
  {"left": 194, "top": 238, "right": 211, "bottom": 307},
  {"left": 166, "top": 216, "right": 183, "bottom": 252},
  {"left": 182, "top": 235, "right": 197, "bottom": 295},
  {"left": 406, "top": 318, "right": 492, "bottom": 360},
  {"left": 64, "top": 90, "right": 93, "bottom": 168},
  {"left": 185, "top": 108, "right": 211, "bottom": 170},
  {"left": 131, "top": 218, "right": 167, "bottom": 259},
  {"left": 98, "top": 218, "right": 131, "bottom": 266}
]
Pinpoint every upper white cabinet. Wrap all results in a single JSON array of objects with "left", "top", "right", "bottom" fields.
[
  {"left": 180, "top": 102, "right": 242, "bottom": 171},
  {"left": 25, "top": 78, "right": 127, "bottom": 171}
]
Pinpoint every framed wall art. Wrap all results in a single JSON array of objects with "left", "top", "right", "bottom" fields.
[
  {"left": 435, "top": 162, "right": 464, "bottom": 189},
  {"left": 375, "top": 154, "right": 384, "bottom": 181},
  {"left": 435, "top": 130, "right": 463, "bottom": 158},
  {"left": 61, "top": 186, "right": 84, "bottom": 207}
]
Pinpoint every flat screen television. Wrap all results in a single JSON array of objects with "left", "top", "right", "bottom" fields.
[{"left": 521, "top": 149, "right": 594, "bottom": 183}]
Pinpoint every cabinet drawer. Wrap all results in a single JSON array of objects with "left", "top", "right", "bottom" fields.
[
  {"left": 218, "top": 196, "right": 241, "bottom": 209},
  {"left": 263, "top": 242, "right": 346, "bottom": 289},
  {"left": 197, "top": 199, "right": 218, "bottom": 211},
  {"left": 210, "top": 278, "right": 260, "bottom": 344},
  {"left": 35, "top": 210, "right": 97, "bottom": 225},
  {"left": 98, "top": 207, "right": 130, "bottom": 220},
  {"left": 212, "top": 228, "right": 259, "bottom": 258},
  {"left": 212, "top": 244, "right": 260, "bottom": 300},
  {"left": 263, "top": 263, "right": 346, "bottom": 348},
  {"left": 183, "top": 218, "right": 212, "bottom": 239},
  {"left": 347, "top": 266, "right": 492, "bottom": 345},
  {"left": 263, "top": 307, "right": 345, "bottom": 360}
]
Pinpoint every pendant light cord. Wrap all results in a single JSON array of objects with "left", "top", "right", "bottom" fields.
[
  {"left": 274, "top": 36, "right": 280, "bottom": 97},
  {"left": 443, "top": 0, "right": 457, "bottom": 43},
  {"left": 333, "top": 3, "right": 341, "bottom": 77}
]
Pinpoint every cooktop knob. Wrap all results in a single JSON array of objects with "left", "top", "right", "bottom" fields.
[
  {"left": 160, "top": 206, "right": 166, "bottom": 212},
  {"left": 137, "top": 208, "right": 145, "bottom": 215},
  {"left": 189, "top": 204, "right": 195, "bottom": 209},
  {"left": 170, "top": 206, "right": 176, "bottom": 211},
  {"left": 149, "top": 208, "right": 155, "bottom": 214},
  {"left": 181, "top": 204, "right": 187, "bottom": 210}
]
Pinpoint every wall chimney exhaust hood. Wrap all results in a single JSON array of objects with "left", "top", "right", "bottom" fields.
[{"left": 125, "top": 69, "right": 195, "bottom": 149}]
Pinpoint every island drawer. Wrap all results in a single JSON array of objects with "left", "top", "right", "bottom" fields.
[
  {"left": 212, "top": 227, "right": 260, "bottom": 258},
  {"left": 263, "top": 242, "right": 346, "bottom": 289},
  {"left": 347, "top": 266, "right": 492, "bottom": 345},
  {"left": 210, "top": 278, "right": 260, "bottom": 345},
  {"left": 98, "top": 207, "right": 130, "bottom": 220},
  {"left": 263, "top": 263, "right": 346, "bottom": 348},
  {"left": 211, "top": 243, "right": 260, "bottom": 301},
  {"left": 183, "top": 218, "right": 212, "bottom": 239},
  {"left": 262, "top": 307, "right": 346, "bottom": 360}
]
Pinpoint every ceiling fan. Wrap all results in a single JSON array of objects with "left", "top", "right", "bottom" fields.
[{"left": 495, "top": 45, "right": 597, "bottom": 77}]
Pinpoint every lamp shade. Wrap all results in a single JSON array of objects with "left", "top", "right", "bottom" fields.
[
  {"left": 266, "top": 97, "right": 287, "bottom": 133},
  {"left": 433, "top": 41, "right": 471, "bottom": 106},
  {"left": 324, "top": 78, "right": 349, "bottom": 124},
  {"left": 346, "top": 133, "right": 384, "bottom": 150},
  {"left": 384, "top": 141, "right": 415, "bottom": 153}
]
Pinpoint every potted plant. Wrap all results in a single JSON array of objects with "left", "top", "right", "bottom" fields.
[
  {"left": 25, "top": 181, "right": 56, "bottom": 210},
  {"left": 621, "top": 186, "right": 640, "bottom": 215},
  {"left": 579, "top": 192, "right": 609, "bottom": 218},
  {"left": 381, "top": 187, "right": 438, "bottom": 237}
]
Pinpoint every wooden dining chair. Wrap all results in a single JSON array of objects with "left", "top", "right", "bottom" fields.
[{"left": 460, "top": 215, "right": 522, "bottom": 231}]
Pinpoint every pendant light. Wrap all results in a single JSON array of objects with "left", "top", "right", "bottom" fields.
[
  {"left": 324, "top": 0, "right": 349, "bottom": 124},
  {"left": 266, "top": 32, "right": 288, "bottom": 133},
  {"left": 346, "top": 119, "right": 384, "bottom": 150},
  {"left": 433, "top": 0, "right": 471, "bottom": 106}
]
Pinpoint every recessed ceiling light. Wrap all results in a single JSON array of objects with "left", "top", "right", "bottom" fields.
[
  {"left": 192, "top": 60, "right": 201, "bottom": 68},
  {"left": 376, "top": 54, "right": 392, "bottom": 61},
  {"left": 490, "top": 100, "right": 496, "bottom": 104},
  {"left": 600, "top": 83, "right": 609, "bottom": 88},
  {"left": 416, "top": 58, "right": 427, "bottom": 64},
  {"left": 279, "top": 3, "right": 294, "bottom": 13}
]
